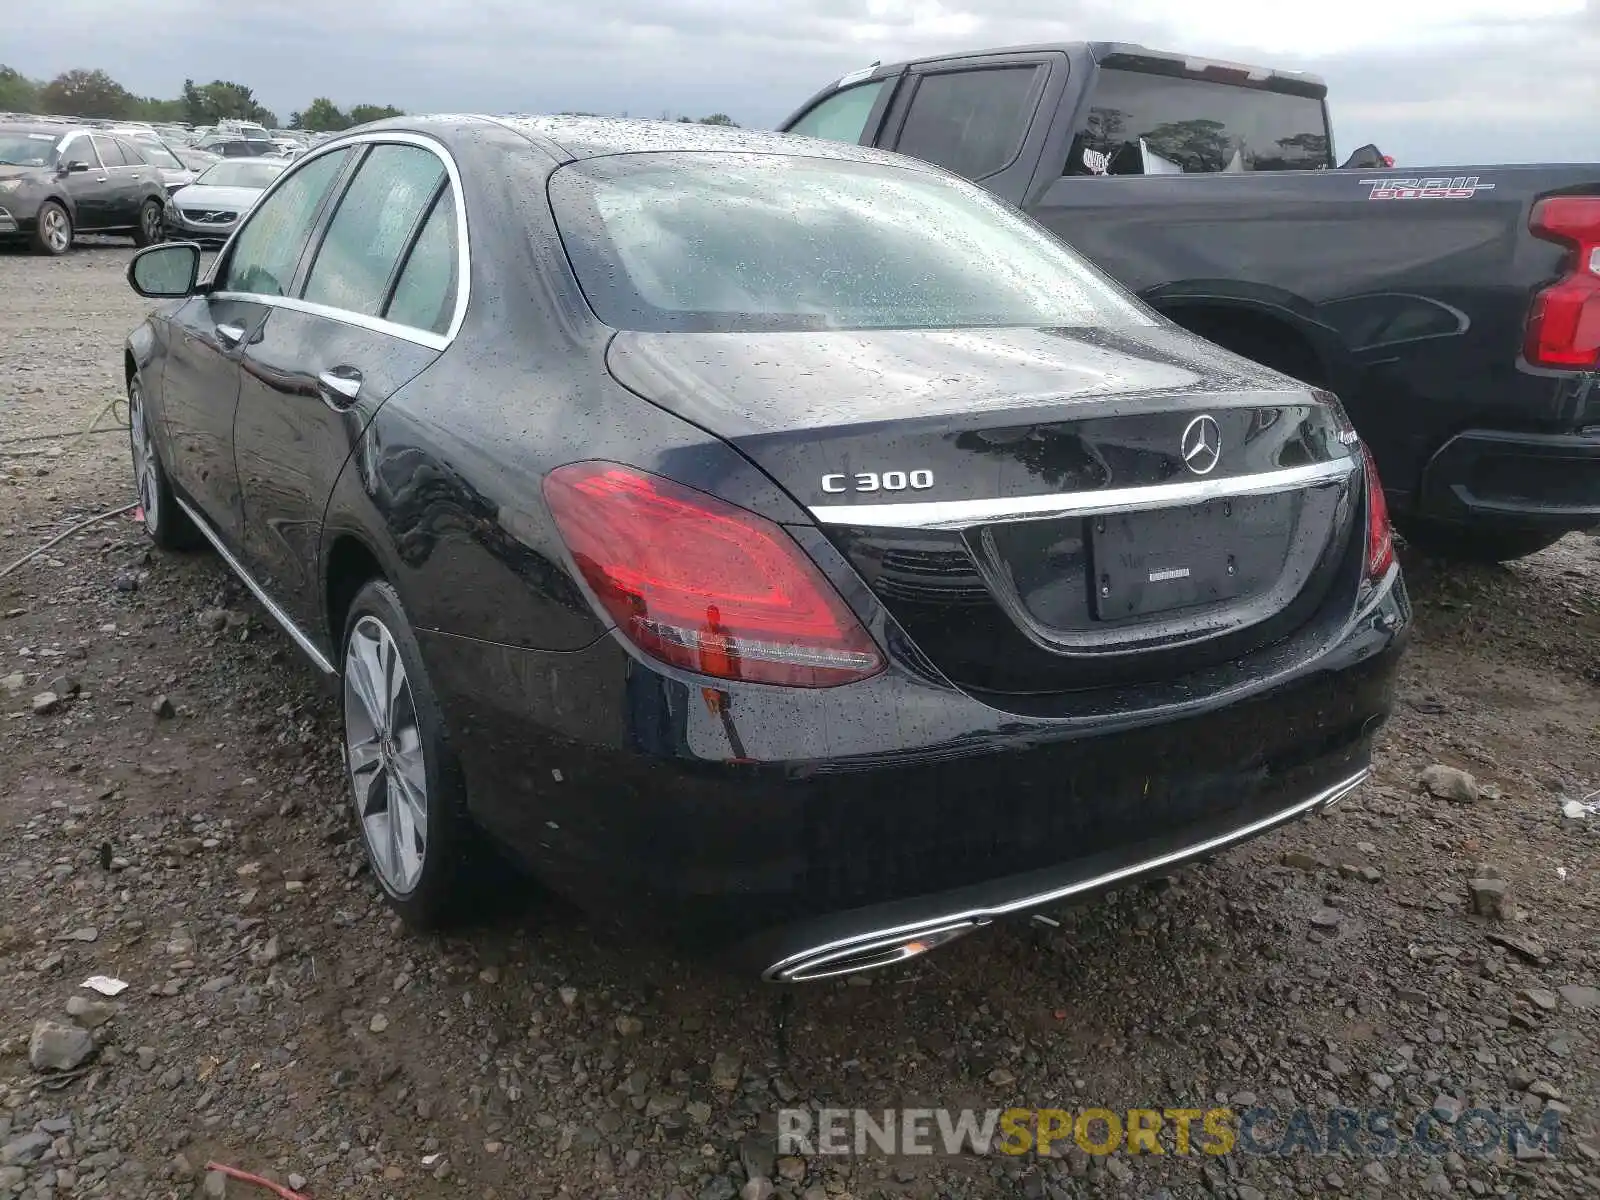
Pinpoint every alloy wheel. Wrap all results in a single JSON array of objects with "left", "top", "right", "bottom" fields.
[
  {"left": 128, "top": 378, "right": 160, "bottom": 533},
  {"left": 344, "top": 615, "right": 429, "bottom": 894},
  {"left": 41, "top": 207, "right": 69, "bottom": 253}
]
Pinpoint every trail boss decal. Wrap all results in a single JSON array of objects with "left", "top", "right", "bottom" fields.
[{"left": 1360, "top": 176, "right": 1495, "bottom": 201}]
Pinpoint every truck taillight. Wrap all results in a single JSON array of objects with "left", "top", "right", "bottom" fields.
[{"left": 1524, "top": 195, "right": 1600, "bottom": 369}]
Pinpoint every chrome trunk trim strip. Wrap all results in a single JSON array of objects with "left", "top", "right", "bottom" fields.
[{"left": 808, "top": 457, "right": 1357, "bottom": 530}]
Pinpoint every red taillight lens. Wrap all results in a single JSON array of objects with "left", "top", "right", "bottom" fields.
[
  {"left": 1525, "top": 195, "right": 1600, "bottom": 369},
  {"left": 1362, "top": 446, "right": 1394, "bottom": 580},
  {"left": 543, "top": 462, "right": 884, "bottom": 688}
]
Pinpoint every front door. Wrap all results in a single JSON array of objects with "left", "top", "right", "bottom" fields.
[
  {"left": 55, "top": 132, "right": 110, "bottom": 229},
  {"left": 159, "top": 146, "right": 355, "bottom": 547},
  {"left": 234, "top": 140, "right": 460, "bottom": 629}
]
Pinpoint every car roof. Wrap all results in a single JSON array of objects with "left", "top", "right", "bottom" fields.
[
  {"left": 357, "top": 113, "right": 924, "bottom": 170},
  {"left": 0, "top": 120, "right": 83, "bottom": 137},
  {"left": 836, "top": 40, "right": 1326, "bottom": 92}
]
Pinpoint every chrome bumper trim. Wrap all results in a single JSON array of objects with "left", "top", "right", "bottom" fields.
[
  {"left": 809, "top": 456, "right": 1357, "bottom": 530},
  {"left": 765, "top": 766, "right": 1370, "bottom": 981}
]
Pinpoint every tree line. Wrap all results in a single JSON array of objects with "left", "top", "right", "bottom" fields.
[
  {"left": 1, "top": 66, "right": 740, "bottom": 133},
  {"left": 0, "top": 66, "right": 405, "bottom": 132}
]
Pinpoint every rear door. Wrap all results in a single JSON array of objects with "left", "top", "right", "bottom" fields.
[
  {"left": 233, "top": 137, "right": 462, "bottom": 630},
  {"left": 157, "top": 147, "right": 354, "bottom": 545},
  {"left": 91, "top": 135, "right": 145, "bottom": 226},
  {"left": 879, "top": 51, "right": 1063, "bottom": 203},
  {"left": 55, "top": 132, "right": 110, "bottom": 229}
]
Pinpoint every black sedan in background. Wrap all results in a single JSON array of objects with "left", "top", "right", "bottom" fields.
[
  {"left": 0, "top": 121, "right": 167, "bottom": 253},
  {"left": 123, "top": 117, "right": 1409, "bottom": 980}
]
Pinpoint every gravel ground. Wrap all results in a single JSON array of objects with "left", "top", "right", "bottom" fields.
[{"left": 1, "top": 243, "right": 1597, "bottom": 1200}]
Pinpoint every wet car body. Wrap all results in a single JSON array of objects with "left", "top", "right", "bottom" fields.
[{"left": 124, "top": 116, "right": 1409, "bottom": 979}]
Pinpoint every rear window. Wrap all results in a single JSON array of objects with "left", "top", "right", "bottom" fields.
[
  {"left": 1067, "top": 69, "right": 1331, "bottom": 176},
  {"left": 550, "top": 152, "right": 1155, "bottom": 334}
]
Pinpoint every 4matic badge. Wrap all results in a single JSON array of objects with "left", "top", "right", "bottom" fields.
[{"left": 1360, "top": 176, "right": 1496, "bottom": 201}]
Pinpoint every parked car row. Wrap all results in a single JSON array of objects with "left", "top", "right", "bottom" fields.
[{"left": 0, "top": 118, "right": 282, "bottom": 253}]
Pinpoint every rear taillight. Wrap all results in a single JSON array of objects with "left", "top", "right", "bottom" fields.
[
  {"left": 1362, "top": 446, "right": 1394, "bottom": 580},
  {"left": 543, "top": 462, "right": 884, "bottom": 688},
  {"left": 1525, "top": 195, "right": 1600, "bottom": 369}
]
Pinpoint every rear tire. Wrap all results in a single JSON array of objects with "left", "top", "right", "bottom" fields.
[
  {"left": 128, "top": 373, "right": 202, "bottom": 551},
  {"left": 133, "top": 198, "right": 164, "bottom": 247},
  {"left": 32, "top": 201, "right": 72, "bottom": 256},
  {"left": 1396, "top": 517, "right": 1566, "bottom": 564},
  {"left": 341, "top": 579, "right": 486, "bottom": 928}
]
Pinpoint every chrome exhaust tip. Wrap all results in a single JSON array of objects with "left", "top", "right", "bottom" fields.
[
  {"left": 1316, "top": 769, "right": 1369, "bottom": 814},
  {"left": 767, "top": 921, "right": 978, "bottom": 983}
]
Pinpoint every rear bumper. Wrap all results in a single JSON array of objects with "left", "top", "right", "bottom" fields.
[
  {"left": 1418, "top": 427, "right": 1600, "bottom": 529},
  {"left": 416, "top": 570, "right": 1408, "bottom": 975}
]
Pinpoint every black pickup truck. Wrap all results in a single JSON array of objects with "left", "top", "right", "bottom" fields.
[{"left": 780, "top": 43, "right": 1600, "bottom": 561}]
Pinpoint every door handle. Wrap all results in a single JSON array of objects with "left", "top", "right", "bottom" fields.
[
  {"left": 215, "top": 322, "right": 245, "bottom": 347},
  {"left": 317, "top": 366, "right": 364, "bottom": 406}
]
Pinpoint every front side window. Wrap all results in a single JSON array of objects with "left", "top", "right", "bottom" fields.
[
  {"left": 384, "top": 184, "right": 459, "bottom": 334},
  {"left": 551, "top": 152, "right": 1155, "bottom": 334},
  {"left": 893, "top": 66, "right": 1042, "bottom": 181},
  {"left": 1066, "top": 70, "right": 1332, "bottom": 176},
  {"left": 218, "top": 149, "right": 350, "bottom": 297},
  {"left": 302, "top": 144, "right": 447, "bottom": 317},
  {"left": 59, "top": 135, "right": 101, "bottom": 169},
  {"left": 786, "top": 81, "right": 886, "bottom": 144},
  {"left": 113, "top": 139, "right": 148, "bottom": 166}
]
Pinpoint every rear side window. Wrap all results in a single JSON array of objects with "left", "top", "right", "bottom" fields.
[
  {"left": 219, "top": 149, "right": 350, "bottom": 297},
  {"left": 92, "top": 136, "right": 128, "bottom": 166},
  {"left": 302, "top": 144, "right": 447, "bottom": 317},
  {"left": 786, "top": 81, "right": 886, "bottom": 144},
  {"left": 384, "top": 184, "right": 459, "bottom": 335},
  {"left": 892, "top": 66, "right": 1042, "bottom": 181},
  {"left": 1066, "top": 69, "right": 1332, "bottom": 176}
]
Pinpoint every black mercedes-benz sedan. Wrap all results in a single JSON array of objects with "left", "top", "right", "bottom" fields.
[{"left": 122, "top": 116, "right": 1410, "bottom": 981}]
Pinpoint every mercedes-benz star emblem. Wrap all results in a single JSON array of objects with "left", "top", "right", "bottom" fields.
[{"left": 1180, "top": 414, "right": 1222, "bottom": 476}]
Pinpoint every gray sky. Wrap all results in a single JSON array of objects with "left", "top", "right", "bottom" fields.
[{"left": 12, "top": 0, "right": 1600, "bottom": 164}]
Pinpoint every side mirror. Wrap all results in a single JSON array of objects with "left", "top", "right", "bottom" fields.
[
  {"left": 60, "top": 160, "right": 91, "bottom": 175},
  {"left": 1340, "top": 144, "right": 1387, "bottom": 171},
  {"left": 128, "top": 243, "right": 202, "bottom": 299}
]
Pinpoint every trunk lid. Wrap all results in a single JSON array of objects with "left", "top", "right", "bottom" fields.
[{"left": 607, "top": 324, "right": 1363, "bottom": 696}]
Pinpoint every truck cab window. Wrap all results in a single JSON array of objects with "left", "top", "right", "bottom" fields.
[
  {"left": 893, "top": 66, "right": 1042, "bottom": 182},
  {"left": 1067, "top": 70, "right": 1331, "bottom": 176},
  {"left": 788, "top": 80, "right": 886, "bottom": 144}
]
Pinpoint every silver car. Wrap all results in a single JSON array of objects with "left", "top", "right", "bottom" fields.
[{"left": 163, "top": 157, "right": 286, "bottom": 246}]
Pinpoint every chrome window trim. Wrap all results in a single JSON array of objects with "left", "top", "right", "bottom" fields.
[
  {"left": 206, "top": 129, "right": 470, "bottom": 348},
  {"left": 808, "top": 456, "right": 1357, "bottom": 530},
  {"left": 172, "top": 495, "right": 337, "bottom": 676},
  {"left": 765, "top": 767, "right": 1370, "bottom": 981}
]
